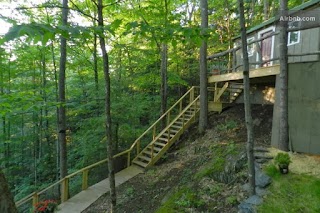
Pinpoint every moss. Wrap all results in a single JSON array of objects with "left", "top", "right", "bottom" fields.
[
  {"left": 155, "top": 187, "right": 205, "bottom": 213},
  {"left": 194, "top": 143, "right": 238, "bottom": 180}
]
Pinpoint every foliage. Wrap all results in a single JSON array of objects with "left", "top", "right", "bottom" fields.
[
  {"left": 33, "top": 200, "right": 57, "bottom": 213},
  {"left": 217, "top": 119, "right": 238, "bottom": 131},
  {"left": 258, "top": 173, "right": 320, "bottom": 212},
  {"left": 274, "top": 152, "right": 292, "bottom": 166},
  {"left": 194, "top": 142, "right": 237, "bottom": 180},
  {"left": 0, "top": 0, "right": 308, "bottom": 209},
  {"left": 155, "top": 187, "right": 205, "bottom": 213}
]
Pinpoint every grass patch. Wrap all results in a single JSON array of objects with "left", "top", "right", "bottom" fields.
[
  {"left": 194, "top": 142, "right": 237, "bottom": 180},
  {"left": 258, "top": 169, "right": 320, "bottom": 213},
  {"left": 155, "top": 187, "right": 205, "bottom": 213}
]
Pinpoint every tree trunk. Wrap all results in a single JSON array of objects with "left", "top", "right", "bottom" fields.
[
  {"left": 160, "top": 43, "right": 168, "bottom": 117},
  {"left": 264, "top": 0, "right": 269, "bottom": 20},
  {"left": 199, "top": 0, "right": 208, "bottom": 134},
  {"left": 97, "top": 0, "right": 117, "bottom": 211},
  {"left": 0, "top": 169, "right": 18, "bottom": 213},
  {"left": 238, "top": 0, "right": 256, "bottom": 196},
  {"left": 58, "top": 0, "right": 69, "bottom": 181},
  {"left": 278, "top": 0, "right": 289, "bottom": 151}
]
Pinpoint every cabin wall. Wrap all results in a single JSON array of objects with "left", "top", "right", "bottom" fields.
[
  {"left": 271, "top": 61, "right": 320, "bottom": 154},
  {"left": 235, "top": 26, "right": 320, "bottom": 69}
]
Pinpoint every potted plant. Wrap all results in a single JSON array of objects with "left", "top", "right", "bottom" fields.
[
  {"left": 34, "top": 200, "right": 57, "bottom": 213},
  {"left": 274, "top": 153, "right": 292, "bottom": 174}
]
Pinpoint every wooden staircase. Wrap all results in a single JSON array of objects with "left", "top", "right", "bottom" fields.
[
  {"left": 132, "top": 95, "right": 200, "bottom": 168},
  {"left": 228, "top": 83, "right": 244, "bottom": 103}
]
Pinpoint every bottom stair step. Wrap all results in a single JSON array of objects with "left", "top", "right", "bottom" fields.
[
  {"left": 132, "top": 160, "right": 148, "bottom": 168},
  {"left": 138, "top": 155, "right": 151, "bottom": 162}
]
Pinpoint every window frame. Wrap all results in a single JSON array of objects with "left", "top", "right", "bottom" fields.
[{"left": 287, "top": 21, "right": 301, "bottom": 46}]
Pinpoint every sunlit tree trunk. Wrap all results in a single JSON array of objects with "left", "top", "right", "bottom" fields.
[
  {"left": 96, "top": 0, "right": 116, "bottom": 211},
  {"left": 199, "top": 0, "right": 208, "bottom": 134},
  {"left": 238, "top": 0, "right": 256, "bottom": 196},
  {"left": 58, "top": 0, "right": 69, "bottom": 181}
]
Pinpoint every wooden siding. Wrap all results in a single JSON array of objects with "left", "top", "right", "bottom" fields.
[{"left": 271, "top": 62, "right": 320, "bottom": 154}]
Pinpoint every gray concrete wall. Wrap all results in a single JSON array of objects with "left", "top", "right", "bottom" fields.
[{"left": 271, "top": 61, "right": 320, "bottom": 154}]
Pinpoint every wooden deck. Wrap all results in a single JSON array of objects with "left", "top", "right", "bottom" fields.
[{"left": 208, "top": 64, "right": 280, "bottom": 83}]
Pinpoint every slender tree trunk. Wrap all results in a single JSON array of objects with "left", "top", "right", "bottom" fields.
[
  {"left": 161, "top": 0, "right": 169, "bottom": 128},
  {"left": 199, "top": 0, "right": 208, "bottom": 134},
  {"left": 0, "top": 169, "right": 18, "bottom": 213},
  {"left": 58, "top": 0, "right": 69, "bottom": 181},
  {"left": 97, "top": 0, "right": 116, "bottom": 211},
  {"left": 278, "top": 0, "right": 289, "bottom": 151},
  {"left": 160, "top": 43, "right": 168, "bottom": 117},
  {"left": 264, "top": 0, "right": 269, "bottom": 20},
  {"left": 238, "top": 0, "right": 256, "bottom": 196}
]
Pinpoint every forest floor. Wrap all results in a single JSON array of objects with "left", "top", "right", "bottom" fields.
[{"left": 82, "top": 104, "right": 320, "bottom": 213}]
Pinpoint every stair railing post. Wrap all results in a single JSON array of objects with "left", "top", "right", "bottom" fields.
[
  {"left": 32, "top": 192, "right": 39, "bottom": 207},
  {"left": 151, "top": 144, "right": 154, "bottom": 162},
  {"left": 179, "top": 100, "right": 182, "bottom": 114},
  {"left": 191, "top": 87, "right": 194, "bottom": 103},
  {"left": 232, "top": 49, "right": 236, "bottom": 72},
  {"left": 137, "top": 140, "right": 140, "bottom": 154},
  {"left": 214, "top": 83, "right": 218, "bottom": 102},
  {"left": 167, "top": 111, "right": 170, "bottom": 126},
  {"left": 82, "top": 169, "right": 89, "bottom": 190},
  {"left": 127, "top": 151, "right": 131, "bottom": 167},
  {"left": 183, "top": 112, "right": 185, "bottom": 130},
  {"left": 153, "top": 126, "right": 156, "bottom": 140},
  {"left": 167, "top": 128, "right": 170, "bottom": 141},
  {"left": 61, "top": 177, "right": 69, "bottom": 202}
]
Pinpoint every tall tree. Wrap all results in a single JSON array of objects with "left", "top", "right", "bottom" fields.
[
  {"left": 96, "top": 0, "right": 116, "bottom": 211},
  {"left": 238, "top": 0, "right": 256, "bottom": 196},
  {"left": 160, "top": 0, "right": 169, "bottom": 117},
  {"left": 0, "top": 169, "right": 18, "bottom": 213},
  {"left": 58, "top": 0, "right": 69, "bottom": 181},
  {"left": 199, "top": 0, "right": 208, "bottom": 134},
  {"left": 278, "top": 0, "right": 289, "bottom": 151}
]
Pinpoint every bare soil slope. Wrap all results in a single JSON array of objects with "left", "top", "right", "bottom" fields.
[{"left": 83, "top": 104, "right": 273, "bottom": 213}]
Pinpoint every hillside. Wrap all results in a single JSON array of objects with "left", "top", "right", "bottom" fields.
[{"left": 83, "top": 104, "right": 273, "bottom": 213}]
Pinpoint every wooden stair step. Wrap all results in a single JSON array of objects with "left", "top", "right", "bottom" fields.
[
  {"left": 132, "top": 160, "right": 148, "bottom": 168},
  {"left": 162, "top": 133, "right": 175, "bottom": 138},
  {"left": 174, "top": 121, "right": 184, "bottom": 125},
  {"left": 171, "top": 125, "right": 182, "bottom": 129},
  {"left": 137, "top": 155, "right": 151, "bottom": 162},
  {"left": 148, "top": 146, "right": 162, "bottom": 152},
  {"left": 154, "top": 141, "right": 166, "bottom": 147},
  {"left": 158, "top": 137, "right": 168, "bottom": 142},
  {"left": 142, "top": 150, "right": 154, "bottom": 156},
  {"left": 170, "top": 129, "right": 179, "bottom": 133}
]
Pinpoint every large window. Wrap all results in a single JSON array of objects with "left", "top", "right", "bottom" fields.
[{"left": 288, "top": 21, "right": 300, "bottom": 46}]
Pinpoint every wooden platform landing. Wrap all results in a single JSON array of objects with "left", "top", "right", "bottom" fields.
[
  {"left": 208, "top": 64, "right": 280, "bottom": 83},
  {"left": 56, "top": 166, "right": 143, "bottom": 213}
]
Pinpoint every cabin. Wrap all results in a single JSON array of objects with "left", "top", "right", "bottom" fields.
[{"left": 207, "top": 0, "right": 320, "bottom": 154}]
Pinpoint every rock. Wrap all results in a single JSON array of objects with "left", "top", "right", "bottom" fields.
[
  {"left": 242, "top": 184, "right": 269, "bottom": 197},
  {"left": 253, "top": 147, "right": 269, "bottom": 152},
  {"left": 255, "top": 165, "right": 272, "bottom": 188},
  {"left": 254, "top": 153, "right": 273, "bottom": 159},
  {"left": 245, "top": 195, "right": 263, "bottom": 205},
  {"left": 255, "top": 158, "right": 269, "bottom": 164},
  {"left": 256, "top": 187, "right": 268, "bottom": 196},
  {"left": 238, "top": 202, "right": 256, "bottom": 213}
]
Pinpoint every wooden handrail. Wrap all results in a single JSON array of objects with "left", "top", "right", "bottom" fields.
[
  {"left": 15, "top": 87, "right": 209, "bottom": 209},
  {"left": 149, "top": 95, "right": 201, "bottom": 146}
]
